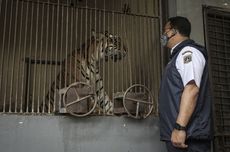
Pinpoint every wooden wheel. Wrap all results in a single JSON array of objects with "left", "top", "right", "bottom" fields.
[
  {"left": 123, "top": 84, "right": 154, "bottom": 119},
  {"left": 63, "top": 82, "right": 96, "bottom": 117}
]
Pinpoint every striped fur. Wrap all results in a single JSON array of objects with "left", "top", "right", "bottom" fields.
[{"left": 41, "top": 32, "right": 127, "bottom": 115}]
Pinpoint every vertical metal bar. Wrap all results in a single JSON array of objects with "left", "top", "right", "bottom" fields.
[
  {"left": 133, "top": 17, "right": 138, "bottom": 87},
  {"left": 146, "top": 18, "right": 152, "bottom": 109},
  {"left": 74, "top": 6, "right": 78, "bottom": 87},
  {"left": 54, "top": 0, "right": 60, "bottom": 113},
  {"left": 97, "top": 3, "right": 102, "bottom": 115},
  {"left": 94, "top": 0, "right": 97, "bottom": 60},
  {"left": 85, "top": 0, "right": 88, "bottom": 86},
  {"left": 69, "top": 3, "right": 73, "bottom": 85},
  {"left": 141, "top": 17, "right": 147, "bottom": 87},
  {"left": 120, "top": 0, "right": 124, "bottom": 92},
  {"left": 0, "top": 0, "right": 2, "bottom": 15},
  {"left": 78, "top": 7, "right": 83, "bottom": 88},
  {"left": 128, "top": 0, "right": 133, "bottom": 87},
  {"left": 146, "top": 18, "right": 152, "bottom": 102},
  {"left": 26, "top": 1, "right": 35, "bottom": 113},
  {"left": 115, "top": 8, "right": 119, "bottom": 93},
  {"left": 220, "top": 20, "right": 225, "bottom": 147},
  {"left": 37, "top": 1, "right": 42, "bottom": 112},
  {"left": 48, "top": 1, "right": 55, "bottom": 113},
  {"left": 141, "top": 17, "right": 146, "bottom": 87},
  {"left": 113, "top": 5, "right": 117, "bottom": 94},
  {"left": 124, "top": 0, "right": 129, "bottom": 92},
  {"left": 158, "top": 0, "right": 163, "bottom": 75},
  {"left": 136, "top": 0, "right": 140, "bottom": 13},
  {"left": 131, "top": 16, "right": 136, "bottom": 88},
  {"left": 66, "top": 1, "right": 73, "bottom": 86},
  {"left": 9, "top": 0, "right": 19, "bottom": 113},
  {"left": 20, "top": 0, "right": 29, "bottom": 113},
  {"left": 137, "top": 16, "right": 142, "bottom": 86},
  {"left": 157, "top": 0, "right": 162, "bottom": 103},
  {"left": 132, "top": 17, "right": 139, "bottom": 86},
  {"left": 102, "top": 0, "right": 106, "bottom": 115},
  {"left": 64, "top": 0, "right": 69, "bottom": 88},
  {"left": 31, "top": 0, "right": 40, "bottom": 113},
  {"left": 144, "top": 1, "right": 149, "bottom": 90},
  {"left": 112, "top": 0, "right": 115, "bottom": 115},
  {"left": 219, "top": 17, "right": 228, "bottom": 138},
  {"left": 43, "top": 1, "right": 50, "bottom": 113},
  {"left": 157, "top": 17, "right": 161, "bottom": 115},
  {"left": 40, "top": 3, "right": 45, "bottom": 113},
  {"left": 0, "top": 0, "right": 8, "bottom": 113},
  {"left": 145, "top": 0, "right": 148, "bottom": 15},
  {"left": 43, "top": 0, "right": 50, "bottom": 113},
  {"left": 88, "top": 3, "right": 92, "bottom": 88},
  {"left": 0, "top": 0, "right": 3, "bottom": 102},
  {"left": 15, "top": 1, "right": 24, "bottom": 113},
  {"left": 97, "top": 0, "right": 101, "bottom": 100},
  {"left": 151, "top": 19, "right": 158, "bottom": 114},
  {"left": 57, "top": 2, "right": 64, "bottom": 113},
  {"left": 126, "top": 0, "right": 132, "bottom": 89},
  {"left": 153, "top": 0, "right": 156, "bottom": 16},
  {"left": 157, "top": 18, "right": 161, "bottom": 88},
  {"left": 106, "top": 10, "right": 110, "bottom": 115},
  {"left": 4, "top": 0, "right": 14, "bottom": 112},
  {"left": 91, "top": 0, "right": 96, "bottom": 114}
]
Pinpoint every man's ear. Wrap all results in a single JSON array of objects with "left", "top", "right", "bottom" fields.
[{"left": 172, "top": 29, "right": 177, "bottom": 35}]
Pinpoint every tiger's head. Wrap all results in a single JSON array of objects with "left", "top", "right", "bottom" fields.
[{"left": 91, "top": 31, "right": 127, "bottom": 63}]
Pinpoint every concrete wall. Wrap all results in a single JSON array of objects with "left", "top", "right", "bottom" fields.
[
  {"left": 169, "top": 0, "right": 230, "bottom": 45},
  {"left": 0, "top": 115, "right": 167, "bottom": 152}
]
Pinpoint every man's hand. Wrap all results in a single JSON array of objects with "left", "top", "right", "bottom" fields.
[{"left": 171, "top": 129, "right": 188, "bottom": 148}]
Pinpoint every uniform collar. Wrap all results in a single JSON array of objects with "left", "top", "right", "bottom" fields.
[
  {"left": 170, "top": 42, "right": 182, "bottom": 54},
  {"left": 170, "top": 39, "right": 195, "bottom": 59}
]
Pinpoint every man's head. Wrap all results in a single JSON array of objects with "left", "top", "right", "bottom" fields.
[{"left": 161, "top": 16, "right": 191, "bottom": 48}]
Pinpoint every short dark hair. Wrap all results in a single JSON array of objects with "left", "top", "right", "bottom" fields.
[{"left": 168, "top": 16, "right": 191, "bottom": 37}]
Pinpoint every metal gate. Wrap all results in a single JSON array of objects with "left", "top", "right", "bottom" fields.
[
  {"left": 0, "top": 0, "right": 161, "bottom": 118},
  {"left": 204, "top": 6, "right": 230, "bottom": 152}
]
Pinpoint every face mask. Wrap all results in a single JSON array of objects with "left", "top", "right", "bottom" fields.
[
  {"left": 160, "top": 34, "right": 169, "bottom": 46},
  {"left": 160, "top": 29, "right": 177, "bottom": 46}
]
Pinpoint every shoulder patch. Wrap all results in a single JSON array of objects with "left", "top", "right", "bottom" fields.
[{"left": 183, "top": 54, "right": 192, "bottom": 64}]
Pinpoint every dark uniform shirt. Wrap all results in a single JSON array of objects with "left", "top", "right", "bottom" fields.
[{"left": 159, "top": 39, "right": 213, "bottom": 141}]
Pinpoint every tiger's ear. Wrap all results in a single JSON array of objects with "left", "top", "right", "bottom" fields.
[
  {"left": 98, "top": 32, "right": 105, "bottom": 40},
  {"left": 105, "top": 31, "right": 109, "bottom": 37},
  {"left": 91, "top": 29, "right": 96, "bottom": 37}
]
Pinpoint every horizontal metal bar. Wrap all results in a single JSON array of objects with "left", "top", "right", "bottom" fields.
[
  {"left": 214, "top": 96, "right": 230, "bottom": 99},
  {"left": 209, "top": 42, "right": 230, "bottom": 48},
  {"left": 213, "top": 82, "right": 230, "bottom": 86},
  {"left": 18, "top": 0, "right": 160, "bottom": 19},
  {"left": 208, "top": 15, "right": 230, "bottom": 24},
  {"left": 211, "top": 62, "right": 230, "bottom": 67},
  {"left": 215, "top": 133, "right": 230, "bottom": 137},
  {"left": 207, "top": 23, "right": 230, "bottom": 31},
  {"left": 213, "top": 89, "right": 230, "bottom": 92},
  {"left": 24, "top": 58, "right": 63, "bottom": 65},
  {"left": 215, "top": 115, "right": 230, "bottom": 119}
]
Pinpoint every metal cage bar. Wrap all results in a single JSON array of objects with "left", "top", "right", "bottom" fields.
[{"left": 203, "top": 6, "right": 230, "bottom": 152}]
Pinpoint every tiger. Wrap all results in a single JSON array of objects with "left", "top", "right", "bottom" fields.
[{"left": 41, "top": 31, "right": 127, "bottom": 115}]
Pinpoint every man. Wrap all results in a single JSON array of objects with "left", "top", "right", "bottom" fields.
[{"left": 159, "top": 16, "right": 213, "bottom": 152}]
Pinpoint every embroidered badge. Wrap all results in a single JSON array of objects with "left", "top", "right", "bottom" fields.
[{"left": 183, "top": 54, "right": 192, "bottom": 64}]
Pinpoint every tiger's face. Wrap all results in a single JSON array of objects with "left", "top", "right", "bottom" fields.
[
  {"left": 103, "top": 34, "right": 127, "bottom": 62},
  {"left": 93, "top": 32, "right": 127, "bottom": 63}
]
